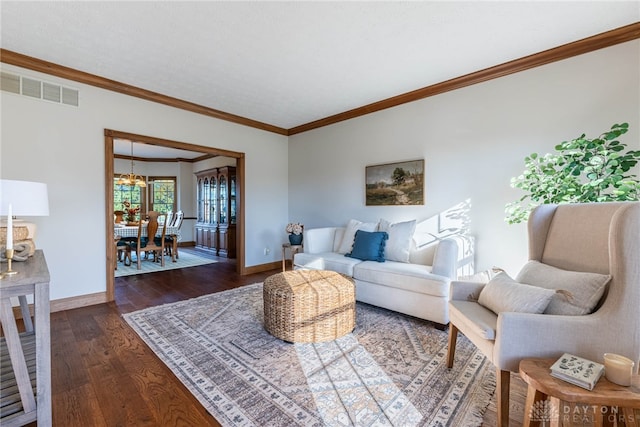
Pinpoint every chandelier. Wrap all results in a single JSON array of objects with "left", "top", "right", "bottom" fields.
[{"left": 117, "top": 140, "right": 146, "bottom": 187}]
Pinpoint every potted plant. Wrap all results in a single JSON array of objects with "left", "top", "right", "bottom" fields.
[
  {"left": 286, "top": 222, "right": 304, "bottom": 245},
  {"left": 505, "top": 123, "right": 640, "bottom": 224}
]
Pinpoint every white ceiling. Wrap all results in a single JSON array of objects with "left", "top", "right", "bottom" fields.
[{"left": 1, "top": 1, "right": 638, "bottom": 133}]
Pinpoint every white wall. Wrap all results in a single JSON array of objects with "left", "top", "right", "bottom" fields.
[
  {"left": 1, "top": 63, "right": 289, "bottom": 301},
  {"left": 288, "top": 41, "right": 640, "bottom": 276}
]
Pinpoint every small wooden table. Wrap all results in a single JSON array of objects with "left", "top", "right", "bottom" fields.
[
  {"left": 519, "top": 358, "right": 640, "bottom": 427},
  {"left": 0, "top": 250, "right": 51, "bottom": 426},
  {"left": 281, "top": 243, "right": 303, "bottom": 272}
]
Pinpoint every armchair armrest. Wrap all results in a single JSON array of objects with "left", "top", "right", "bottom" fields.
[
  {"left": 494, "top": 311, "right": 615, "bottom": 372},
  {"left": 450, "top": 280, "right": 485, "bottom": 301}
]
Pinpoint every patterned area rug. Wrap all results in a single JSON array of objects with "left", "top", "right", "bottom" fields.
[
  {"left": 114, "top": 250, "right": 217, "bottom": 277},
  {"left": 124, "top": 283, "right": 496, "bottom": 426}
]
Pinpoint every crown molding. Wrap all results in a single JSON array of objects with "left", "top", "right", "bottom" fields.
[
  {"left": 288, "top": 22, "right": 640, "bottom": 135},
  {"left": 0, "top": 49, "right": 288, "bottom": 136}
]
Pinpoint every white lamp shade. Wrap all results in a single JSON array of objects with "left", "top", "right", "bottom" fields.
[{"left": 0, "top": 179, "right": 50, "bottom": 216}]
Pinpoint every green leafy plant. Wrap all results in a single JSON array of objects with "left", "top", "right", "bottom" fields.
[{"left": 505, "top": 123, "right": 640, "bottom": 224}]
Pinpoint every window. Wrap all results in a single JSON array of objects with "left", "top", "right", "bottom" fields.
[
  {"left": 113, "top": 177, "right": 146, "bottom": 221},
  {"left": 150, "top": 177, "right": 177, "bottom": 214}
]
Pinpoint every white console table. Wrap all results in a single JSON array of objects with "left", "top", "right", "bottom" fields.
[{"left": 0, "top": 250, "right": 51, "bottom": 426}]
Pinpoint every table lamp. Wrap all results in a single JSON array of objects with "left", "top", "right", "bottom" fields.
[{"left": 1, "top": 179, "right": 50, "bottom": 277}]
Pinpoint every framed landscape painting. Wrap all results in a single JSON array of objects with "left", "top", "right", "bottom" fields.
[{"left": 366, "top": 159, "right": 424, "bottom": 206}]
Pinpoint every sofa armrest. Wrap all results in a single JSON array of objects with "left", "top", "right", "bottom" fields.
[
  {"left": 431, "top": 238, "right": 458, "bottom": 279},
  {"left": 303, "top": 227, "right": 339, "bottom": 254},
  {"left": 450, "top": 280, "right": 485, "bottom": 301}
]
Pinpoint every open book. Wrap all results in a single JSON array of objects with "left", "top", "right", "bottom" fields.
[{"left": 550, "top": 353, "right": 605, "bottom": 391}]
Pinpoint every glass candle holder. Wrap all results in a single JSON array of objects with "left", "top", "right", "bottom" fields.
[{"left": 604, "top": 353, "right": 635, "bottom": 386}]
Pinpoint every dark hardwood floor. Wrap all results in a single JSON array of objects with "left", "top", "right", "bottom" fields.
[{"left": 39, "top": 248, "right": 279, "bottom": 426}]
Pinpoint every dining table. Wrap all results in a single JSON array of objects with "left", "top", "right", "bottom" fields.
[{"left": 114, "top": 222, "right": 180, "bottom": 263}]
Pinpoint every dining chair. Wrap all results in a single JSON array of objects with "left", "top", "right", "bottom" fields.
[
  {"left": 165, "top": 210, "right": 184, "bottom": 260},
  {"left": 127, "top": 211, "right": 168, "bottom": 269},
  {"left": 165, "top": 211, "right": 174, "bottom": 228},
  {"left": 114, "top": 235, "right": 121, "bottom": 270},
  {"left": 114, "top": 234, "right": 133, "bottom": 268}
]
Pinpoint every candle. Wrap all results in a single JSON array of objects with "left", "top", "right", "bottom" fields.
[
  {"left": 604, "top": 353, "right": 635, "bottom": 386},
  {"left": 6, "top": 203, "right": 12, "bottom": 250}
]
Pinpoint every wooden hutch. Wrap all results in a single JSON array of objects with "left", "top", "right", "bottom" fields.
[{"left": 194, "top": 166, "right": 236, "bottom": 258}]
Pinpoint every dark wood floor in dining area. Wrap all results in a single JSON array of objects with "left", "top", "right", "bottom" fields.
[
  {"left": 33, "top": 248, "right": 278, "bottom": 427},
  {"left": 28, "top": 248, "right": 516, "bottom": 426}
]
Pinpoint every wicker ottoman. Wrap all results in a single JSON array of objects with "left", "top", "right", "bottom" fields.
[{"left": 263, "top": 270, "right": 355, "bottom": 343}]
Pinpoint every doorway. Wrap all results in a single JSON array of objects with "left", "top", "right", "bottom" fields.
[{"left": 104, "top": 129, "right": 246, "bottom": 302}]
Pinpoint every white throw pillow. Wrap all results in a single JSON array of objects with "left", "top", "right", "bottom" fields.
[
  {"left": 378, "top": 218, "right": 416, "bottom": 263},
  {"left": 516, "top": 261, "right": 611, "bottom": 315},
  {"left": 478, "top": 271, "right": 556, "bottom": 315},
  {"left": 337, "top": 219, "right": 378, "bottom": 254}
]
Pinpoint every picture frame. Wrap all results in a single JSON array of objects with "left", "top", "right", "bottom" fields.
[{"left": 365, "top": 159, "right": 424, "bottom": 206}]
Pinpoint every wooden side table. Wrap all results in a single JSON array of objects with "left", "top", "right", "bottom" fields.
[
  {"left": 519, "top": 358, "right": 640, "bottom": 427},
  {"left": 0, "top": 250, "right": 51, "bottom": 426},
  {"left": 281, "top": 243, "right": 303, "bottom": 272}
]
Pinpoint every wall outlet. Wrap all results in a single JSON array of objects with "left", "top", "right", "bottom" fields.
[{"left": 264, "top": 247, "right": 270, "bottom": 255}]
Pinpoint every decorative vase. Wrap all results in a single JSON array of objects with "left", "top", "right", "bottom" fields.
[
  {"left": 114, "top": 211, "right": 125, "bottom": 223},
  {"left": 289, "top": 233, "right": 303, "bottom": 245}
]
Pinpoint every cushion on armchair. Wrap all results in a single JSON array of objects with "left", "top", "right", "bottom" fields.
[
  {"left": 516, "top": 260, "right": 611, "bottom": 315},
  {"left": 478, "top": 271, "right": 556, "bottom": 314}
]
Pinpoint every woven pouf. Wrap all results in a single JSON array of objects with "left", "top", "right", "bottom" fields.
[{"left": 263, "top": 270, "right": 355, "bottom": 343}]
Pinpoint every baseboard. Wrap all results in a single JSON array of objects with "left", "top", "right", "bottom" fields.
[
  {"left": 11, "top": 291, "right": 107, "bottom": 319},
  {"left": 178, "top": 241, "right": 195, "bottom": 247},
  {"left": 51, "top": 292, "right": 108, "bottom": 312},
  {"left": 242, "top": 261, "right": 280, "bottom": 275}
]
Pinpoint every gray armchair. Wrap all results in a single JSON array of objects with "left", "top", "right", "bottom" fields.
[{"left": 446, "top": 202, "right": 640, "bottom": 426}]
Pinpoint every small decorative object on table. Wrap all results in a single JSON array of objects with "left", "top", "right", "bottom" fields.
[
  {"left": 603, "top": 353, "right": 635, "bottom": 386},
  {"left": 122, "top": 200, "right": 140, "bottom": 224},
  {"left": 114, "top": 210, "right": 125, "bottom": 223},
  {"left": 550, "top": 352, "right": 605, "bottom": 390},
  {"left": 286, "top": 222, "right": 303, "bottom": 245}
]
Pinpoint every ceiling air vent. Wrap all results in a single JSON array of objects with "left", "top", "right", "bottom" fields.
[
  {"left": 43, "top": 82, "right": 61, "bottom": 103},
  {"left": 62, "top": 87, "right": 79, "bottom": 106},
  {"left": 0, "top": 71, "right": 20, "bottom": 94},
  {"left": 0, "top": 70, "right": 79, "bottom": 107},
  {"left": 22, "top": 77, "right": 42, "bottom": 99}
]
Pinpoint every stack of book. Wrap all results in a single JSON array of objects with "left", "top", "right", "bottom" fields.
[{"left": 550, "top": 353, "right": 605, "bottom": 391}]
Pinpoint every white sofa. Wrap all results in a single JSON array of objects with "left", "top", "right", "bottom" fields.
[{"left": 293, "top": 226, "right": 459, "bottom": 327}]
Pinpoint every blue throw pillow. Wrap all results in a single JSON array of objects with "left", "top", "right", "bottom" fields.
[{"left": 345, "top": 230, "right": 388, "bottom": 262}]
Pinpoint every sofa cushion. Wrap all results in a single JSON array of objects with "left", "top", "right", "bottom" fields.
[
  {"left": 516, "top": 260, "right": 611, "bottom": 315},
  {"left": 378, "top": 218, "right": 416, "bottom": 263},
  {"left": 346, "top": 230, "right": 388, "bottom": 262},
  {"left": 450, "top": 300, "right": 498, "bottom": 340},
  {"left": 337, "top": 219, "right": 378, "bottom": 254},
  {"left": 478, "top": 271, "right": 556, "bottom": 315},
  {"left": 294, "top": 252, "right": 363, "bottom": 276},
  {"left": 353, "top": 260, "right": 449, "bottom": 297}
]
